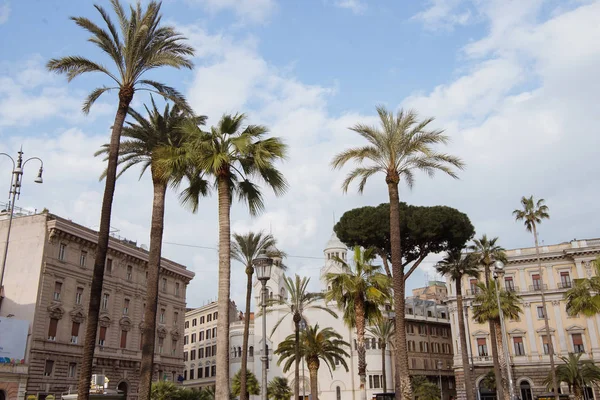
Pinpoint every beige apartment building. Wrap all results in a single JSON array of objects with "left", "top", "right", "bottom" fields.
[
  {"left": 446, "top": 238, "right": 600, "bottom": 400},
  {"left": 412, "top": 280, "right": 448, "bottom": 303},
  {"left": 0, "top": 212, "right": 194, "bottom": 400}
]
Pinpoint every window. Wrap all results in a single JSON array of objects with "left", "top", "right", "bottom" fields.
[
  {"left": 68, "top": 362, "right": 77, "bottom": 378},
  {"left": 213, "top": 312, "right": 218, "bottom": 320},
  {"left": 205, "top": 366, "right": 210, "bottom": 378},
  {"left": 560, "top": 271, "right": 571, "bottom": 288},
  {"left": 191, "top": 333, "right": 196, "bottom": 343},
  {"left": 106, "top": 258, "right": 113, "bottom": 274},
  {"left": 185, "top": 321, "right": 190, "bottom": 329},
  {"left": 212, "top": 345, "right": 216, "bottom": 356},
  {"left": 71, "top": 322, "right": 80, "bottom": 344},
  {"left": 120, "top": 330, "right": 128, "bottom": 349},
  {"left": 123, "top": 299, "right": 130, "bottom": 315},
  {"left": 206, "top": 329, "right": 211, "bottom": 340},
  {"left": 469, "top": 278, "right": 478, "bottom": 293},
  {"left": 191, "top": 349, "right": 196, "bottom": 360},
  {"left": 189, "top": 369, "right": 194, "bottom": 380},
  {"left": 411, "top": 358, "right": 417, "bottom": 368},
  {"left": 372, "top": 337, "right": 377, "bottom": 349},
  {"left": 145, "top": 271, "right": 148, "bottom": 282},
  {"left": 199, "top": 331, "right": 204, "bottom": 341},
  {"left": 424, "top": 359, "right": 429, "bottom": 369},
  {"left": 183, "top": 335, "right": 189, "bottom": 345},
  {"left": 513, "top": 337, "right": 525, "bottom": 356},
  {"left": 505, "top": 276, "right": 515, "bottom": 291},
  {"left": 54, "top": 281, "right": 62, "bottom": 301},
  {"left": 542, "top": 335, "right": 550, "bottom": 355},
  {"left": 48, "top": 318, "right": 58, "bottom": 341},
  {"left": 477, "top": 338, "right": 488, "bottom": 356},
  {"left": 199, "top": 348, "right": 204, "bottom": 359},
  {"left": 162, "top": 278, "right": 167, "bottom": 292},
  {"left": 192, "top": 318, "right": 197, "bottom": 327},
  {"left": 98, "top": 326, "right": 107, "bottom": 346},
  {"left": 126, "top": 265, "right": 133, "bottom": 281},
  {"left": 537, "top": 306, "right": 546, "bottom": 319},
  {"left": 58, "top": 243, "right": 66, "bottom": 261},
  {"left": 44, "top": 360, "right": 54, "bottom": 376},
  {"left": 369, "top": 375, "right": 382, "bottom": 389},
  {"left": 75, "top": 287, "right": 83, "bottom": 305},
  {"left": 211, "top": 365, "right": 216, "bottom": 376},
  {"left": 572, "top": 333, "right": 585, "bottom": 353},
  {"left": 406, "top": 323, "right": 414, "bottom": 334},
  {"left": 158, "top": 338, "right": 164, "bottom": 354},
  {"left": 184, "top": 352, "right": 188, "bottom": 362},
  {"left": 174, "top": 312, "right": 179, "bottom": 324},
  {"left": 102, "top": 293, "right": 109, "bottom": 310},
  {"left": 366, "top": 339, "right": 371, "bottom": 350},
  {"left": 200, "top": 316, "right": 205, "bottom": 324},
  {"left": 212, "top": 327, "right": 217, "bottom": 338},
  {"left": 418, "top": 324, "right": 426, "bottom": 335},
  {"left": 175, "top": 282, "right": 180, "bottom": 296},
  {"left": 207, "top": 314, "right": 212, "bottom": 322},
  {"left": 249, "top": 346, "right": 253, "bottom": 357},
  {"left": 160, "top": 308, "right": 165, "bottom": 324},
  {"left": 336, "top": 386, "right": 341, "bottom": 400},
  {"left": 80, "top": 250, "right": 87, "bottom": 267},
  {"left": 532, "top": 274, "right": 542, "bottom": 290},
  {"left": 206, "top": 346, "right": 211, "bottom": 357},
  {"left": 198, "top": 367, "right": 203, "bottom": 378},
  {"left": 184, "top": 370, "right": 187, "bottom": 380}
]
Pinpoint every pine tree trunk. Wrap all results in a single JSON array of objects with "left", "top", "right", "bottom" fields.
[
  {"left": 308, "top": 359, "right": 320, "bottom": 400},
  {"left": 77, "top": 88, "right": 133, "bottom": 400},
  {"left": 215, "top": 175, "right": 232, "bottom": 399},
  {"left": 489, "top": 320, "right": 505, "bottom": 400},
  {"left": 294, "top": 313, "right": 301, "bottom": 400},
  {"left": 355, "top": 297, "right": 367, "bottom": 400},
  {"left": 456, "top": 281, "right": 475, "bottom": 400},
  {"left": 240, "top": 265, "right": 253, "bottom": 400},
  {"left": 138, "top": 178, "right": 167, "bottom": 400},
  {"left": 381, "top": 343, "right": 387, "bottom": 393},
  {"left": 387, "top": 179, "right": 411, "bottom": 399}
]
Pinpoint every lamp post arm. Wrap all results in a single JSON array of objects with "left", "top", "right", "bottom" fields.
[{"left": 22, "top": 157, "right": 44, "bottom": 169}]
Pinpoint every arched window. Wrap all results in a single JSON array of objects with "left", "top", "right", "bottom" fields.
[
  {"left": 280, "top": 287, "right": 285, "bottom": 299},
  {"left": 249, "top": 346, "right": 254, "bottom": 357},
  {"left": 238, "top": 347, "right": 242, "bottom": 357},
  {"left": 519, "top": 381, "right": 532, "bottom": 400},
  {"left": 336, "top": 386, "right": 341, "bottom": 400},
  {"left": 269, "top": 292, "right": 273, "bottom": 299}
]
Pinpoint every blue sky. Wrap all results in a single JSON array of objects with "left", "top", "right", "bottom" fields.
[{"left": 1, "top": 0, "right": 599, "bottom": 309}]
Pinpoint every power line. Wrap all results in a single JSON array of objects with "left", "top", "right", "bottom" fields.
[{"left": 163, "top": 241, "right": 323, "bottom": 260}]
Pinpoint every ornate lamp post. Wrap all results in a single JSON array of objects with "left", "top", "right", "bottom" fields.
[
  {"left": 0, "top": 148, "right": 44, "bottom": 304},
  {"left": 493, "top": 260, "right": 516, "bottom": 400},
  {"left": 437, "top": 360, "right": 443, "bottom": 400},
  {"left": 253, "top": 253, "right": 273, "bottom": 400}
]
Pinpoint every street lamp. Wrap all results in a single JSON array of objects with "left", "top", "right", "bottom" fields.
[
  {"left": 0, "top": 148, "right": 44, "bottom": 304},
  {"left": 493, "top": 260, "right": 516, "bottom": 400},
  {"left": 253, "top": 252, "right": 273, "bottom": 400},
  {"left": 437, "top": 360, "right": 443, "bottom": 400}
]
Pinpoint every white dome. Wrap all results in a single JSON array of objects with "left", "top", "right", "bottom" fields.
[{"left": 324, "top": 231, "right": 347, "bottom": 252}]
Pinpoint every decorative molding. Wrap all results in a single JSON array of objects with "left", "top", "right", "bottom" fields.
[
  {"left": 471, "top": 329, "right": 488, "bottom": 337},
  {"left": 522, "top": 302, "right": 531, "bottom": 308},
  {"left": 157, "top": 325, "right": 167, "bottom": 339},
  {"left": 47, "top": 303, "right": 65, "bottom": 319},
  {"left": 551, "top": 300, "right": 561, "bottom": 307},
  {"left": 119, "top": 316, "right": 133, "bottom": 331},
  {"left": 98, "top": 314, "right": 112, "bottom": 327},
  {"left": 70, "top": 308, "right": 86, "bottom": 323},
  {"left": 170, "top": 328, "right": 181, "bottom": 340},
  {"left": 565, "top": 324, "right": 586, "bottom": 333},
  {"left": 535, "top": 326, "right": 556, "bottom": 333}
]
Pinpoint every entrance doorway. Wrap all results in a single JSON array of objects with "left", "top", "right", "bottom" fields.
[
  {"left": 478, "top": 380, "right": 497, "bottom": 400},
  {"left": 520, "top": 381, "right": 533, "bottom": 400},
  {"left": 117, "top": 382, "right": 128, "bottom": 399}
]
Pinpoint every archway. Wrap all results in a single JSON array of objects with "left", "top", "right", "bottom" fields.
[
  {"left": 0, "top": 390, "right": 6, "bottom": 400},
  {"left": 117, "top": 381, "right": 129, "bottom": 399},
  {"left": 478, "top": 379, "right": 496, "bottom": 400},
  {"left": 519, "top": 381, "right": 532, "bottom": 400}
]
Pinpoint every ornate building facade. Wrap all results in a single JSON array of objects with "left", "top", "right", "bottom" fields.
[
  {"left": 0, "top": 212, "right": 194, "bottom": 400},
  {"left": 446, "top": 238, "right": 600, "bottom": 400}
]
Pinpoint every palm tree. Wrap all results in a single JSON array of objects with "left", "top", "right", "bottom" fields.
[
  {"left": 544, "top": 353, "right": 600, "bottom": 400},
  {"left": 513, "top": 196, "right": 558, "bottom": 400},
  {"left": 367, "top": 318, "right": 395, "bottom": 393},
  {"left": 325, "top": 246, "right": 391, "bottom": 400},
  {"left": 96, "top": 100, "right": 206, "bottom": 400},
  {"left": 47, "top": 2, "right": 194, "bottom": 399},
  {"left": 172, "top": 113, "right": 287, "bottom": 398},
  {"left": 472, "top": 280, "right": 522, "bottom": 400},
  {"left": 267, "top": 377, "right": 293, "bottom": 400},
  {"left": 331, "top": 106, "right": 464, "bottom": 399},
  {"left": 267, "top": 275, "right": 338, "bottom": 400},
  {"left": 275, "top": 324, "right": 350, "bottom": 400},
  {"left": 565, "top": 257, "right": 600, "bottom": 316},
  {"left": 469, "top": 235, "right": 507, "bottom": 400},
  {"left": 435, "top": 249, "right": 479, "bottom": 400},
  {"left": 232, "top": 370, "right": 261, "bottom": 399},
  {"left": 231, "top": 232, "right": 286, "bottom": 400},
  {"left": 150, "top": 381, "right": 179, "bottom": 400},
  {"left": 411, "top": 376, "right": 440, "bottom": 400}
]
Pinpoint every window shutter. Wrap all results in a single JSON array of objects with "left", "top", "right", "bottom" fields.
[
  {"left": 99, "top": 326, "right": 107, "bottom": 341},
  {"left": 572, "top": 333, "right": 583, "bottom": 345},
  {"left": 48, "top": 318, "right": 58, "bottom": 338},
  {"left": 120, "top": 330, "right": 128, "bottom": 348},
  {"left": 513, "top": 337, "right": 523, "bottom": 344},
  {"left": 477, "top": 338, "right": 486, "bottom": 346},
  {"left": 71, "top": 322, "right": 80, "bottom": 336}
]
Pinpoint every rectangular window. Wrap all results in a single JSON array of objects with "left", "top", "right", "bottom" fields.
[
  {"left": 189, "top": 369, "right": 194, "bottom": 380},
  {"left": 71, "top": 321, "right": 80, "bottom": 344},
  {"left": 537, "top": 306, "right": 546, "bottom": 319},
  {"left": 68, "top": 362, "right": 77, "bottom": 378},
  {"left": 175, "top": 282, "right": 180, "bottom": 297},
  {"left": 185, "top": 321, "right": 189, "bottom": 329},
  {"left": 505, "top": 276, "right": 515, "bottom": 291},
  {"left": 532, "top": 274, "right": 542, "bottom": 290},
  {"left": 200, "top": 316, "right": 205, "bottom": 324},
  {"left": 184, "top": 370, "right": 187, "bottom": 380},
  {"left": 205, "top": 366, "right": 210, "bottom": 378},
  {"left": 99, "top": 326, "right": 107, "bottom": 346},
  {"left": 200, "top": 331, "right": 204, "bottom": 341},
  {"left": 542, "top": 335, "right": 550, "bottom": 355},
  {"left": 184, "top": 335, "right": 188, "bottom": 345},
  {"left": 406, "top": 323, "right": 414, "bottom": 334},
  {"left": 75, "top": 287, "right": 83, "bottom": 305},
  {"left": 411, "top": 358, "right": 417, "bottom": 368},
  {"left": 184, "top": 351, "right": 188, "bottom": 362},
  {"left": 211, "top": 365, "right": 216, "bottom": 376},
  {"left": 174, "top": 312, "right": 179, "bottom": 324},
  {"left": 199, "top": 348, "right": 204, "bottom": 359},
  {"left": 58, "top": 243, "right": 66, "bottom": 261},
  {"left": 212, "top": 327, "right": 217, "bottom": 338},
  {"left": 80, "top": 250, "right": 87, "bottom": 267},
  {"left": 106, "top": 258, "right": 113, "bottom": 274},
  {"left": 123, "top": 299, "right": 130, "bottom": 315},
  {"left": 48, "top": 318, "right": 58, "bottom": 341},
  {"left": 207, "top": 314, "right": 212, "bottom": 322},
  {"left": 54, "top": 281, "right": 62, "bottom": 301},
  {"left": 572, "top": 333, "right": 585, "bottom": 353},
  {"left": 126, "top": 265, "right": 133, "bottom": 281},
  {"left": 192, "top": 318, "right": 197, "bottom": 327},
  {"left": 513, "top": 337, "right": 525, "bottom": 356},
  {"left": 477, "top": 338, "right": 488, "bottom": 356},
  {"left": 206, "top": 346, "right": 211, "bottom": 357},
  {"left": 120, "top": 330, "right": 128, "bottom": 349},
  {"left": 198, "top": 367, "right": 203, "bottom": 378},
  {"left": 44, "top": 360, "right": 54, "bottom": 376},
  {"left": 424, "top": 359, "right": 429, "bottom": 369},
  {"left": 145, "top": 271, "right": 148, "bottom": 282},
  {"left": 160, "top": 308, "right": 165, "bottom": 324},
  {"left": 560, "top": 271, "right": 572, "bottom": 288},
  {"left": 191, "top": 350, "right": 196, "bottom": 360},
  {"left": 191, "top": 333, "right": 196, "bottom": 343},
  {"left": 158, "top": 338, "right": 164, "bottom": 354},
  {"left": 172, "top": 339, "right": 177, "bottom": 356},
  {"left": 418, "top": 324, "right": 426, "bottom": 335},
  {"left": 162, "top": 278, "right": 167, "bottom": 291},
  {"left": 206, "top": 329, "right": 211, "bottom": 340},
  {"left": 102, "top": 293, "right": 109, "bottom": 310},
  {"left": 212, "top": 344, "right": 216, "bottom": 356},
  {"left": 213, "top": 312, "right": 218, "bottom": 320},
  {"left": 469, "top": 278, "right": 478, "bottom": 294}
]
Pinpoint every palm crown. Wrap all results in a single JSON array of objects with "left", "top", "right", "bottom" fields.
[
  {"left": 513, "top": 196, "right": 550, "bottom": 232},
  {"left": 231, "top": 232, "right": 286, "bottom": 271},
  {"left": 468, "top": 234, "right": 507, "bottom": 281},
  {"left": 544, "top": 353, "right": 600, "bottom": 396},
  {"left": 565, "top": 257, "right": 600, "bottom": 317},
  {"left": 367, "top": 318, "right": 395, "bottom": 348},
  {"left": 331, "top": 106, "right": 464, "bottom": 191},
  {"left": 47, "top": 0, "right": 194, "bottom": 113},
  {"left": 472, "top": 280, "right": 522, "bottom": 323},
  {"left": 436, "top": 249, "right": 480, "bottom": 283}
]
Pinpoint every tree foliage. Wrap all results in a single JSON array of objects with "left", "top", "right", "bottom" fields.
[
  {"left": 232, "top": 370, "right": 261, "bottom": 397},
  {"left": 544, "top": 353, "right": 600, "bottom": 399},
  {"left": 410, "top": 376, "right": 440, "bottom": 400},
  {"left": 267, "top": 377, "right": 293, "bottom": 400}
]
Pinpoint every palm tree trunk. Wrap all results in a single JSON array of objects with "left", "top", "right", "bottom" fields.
[
  {"left": 77, "top": 88, "right": 133, "bottom": 400},
  {"left": 381, "top": 343, "right": 387, "bottom": 393},
  {"left": 138, "top": 178, "right": 167, "bottom": 400},
  {"left": 495, "top": 322, "right": 509, "bottom": 400},
  {"left": 489, "top": 320, "right": 505, "bottom": 400},
  {"left": 387, "top": 180, "right": 411, "bottom": 399},
  {"left": 240, "top": 265, "right": 253, "bottom": 400},
  {"left": 533, "top": 224, "right": 559, "bottom": 400},
  {"left": 456, "top": 282, "right": 475, "bottom": 400},
  {"left": 308, "top": 359, "right": 319, "bottom": 400},
  {"left": 294, "top": 313, "right": 301, "bottom": 400},
  {"left": 355, "top": 298, "right": 367, "bottom": 400},
  {"left": 215, "top": 176, "right": 232, "bottom": 399}
]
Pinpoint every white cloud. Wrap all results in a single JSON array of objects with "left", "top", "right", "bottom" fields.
[
  {"left": 0, "top": 1, "right": 10, "bottom": 25},
  {"left": 413, "top": 0, "right": 474, "bottom": 30},
  {"left": 333, "top": 0, "right": 367, "bottom": 14},
  {"left": 185, "top": 0, "right": 277, "bottom": 24}
]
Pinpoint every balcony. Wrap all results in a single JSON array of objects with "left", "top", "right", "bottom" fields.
[
  {"left": 557, "top": 281, "right": 572, "bottom": 289},
  {"left": 528, "top": 284, "right": 548, "bottom": 292},
  {"left": 466, "top": 289, "right": 480, "bottom": 296}
]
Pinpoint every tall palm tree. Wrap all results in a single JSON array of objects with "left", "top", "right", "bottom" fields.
[
  {"left": 268, "top": 377, "right": 293, "bottom": 400},
  {"left": 331, "top": 106, "right": 464, "bottom": 398},
  {"left": 324, "top": 246, "right": 391, "bottom": 400},
  {"left": 367, "top": 318, "right": 395, "bottom": 393},
  {"left": 436, "top": 249, "right": 479, "bottom": 400},
  {"left": 513, "top": 196, "right": 558, "bottom": 400},
  {"left": 275, "top": 324, "right": 350, "bottom": 400},
  {"left": 469, "top": 235, "right": 507, "bottom": 400},
  {"left": 96, "top": 100, "right": 207, "bottom": 400},
  {"left": 231, "top": 232, "right": 286, "bottom": 400},
  {"left": 472, "top": 280, "right": 522, "bottom": 400},
  {"left": 46, "top": 2, "right": 194, "bottom": 399},
  {"left": 232, "top": 370, "right": 261, "bottom": 398},
  {"left": 171, "top": 114, "right": 287, "bottom": 398},
  {"left": 544, "top": 353, "right": 600, "bottom": 400},
  {"left": 267, "top": 275, "right": 338, "bottom": 400},
  {"left": 565, "top": 257, "right": 600, "bottom": 316}
]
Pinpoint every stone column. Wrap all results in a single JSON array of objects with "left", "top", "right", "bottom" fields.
[
  {"left": 523, "top": 302, "right": 538, "bottom": 356},
  {"left": 552, "top": 300, "right": 567, "bottom": 354}
]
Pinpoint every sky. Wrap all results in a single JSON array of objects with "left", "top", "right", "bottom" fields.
[{"left": 1, "top": 0, "right": 599, "bottom": 310}]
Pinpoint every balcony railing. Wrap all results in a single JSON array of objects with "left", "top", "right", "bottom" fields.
[
  {"left": 466, "top": 289, "right": 480, "bottom": 296},
  {"left": 528, "top": 284, "right": 548, "bottom": 292},
  {"left": 558, "top": 281, "right": 572, "bottom": 289},
  {"left": 505, "top": 286, "right": 520, "bottom": 293}
]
